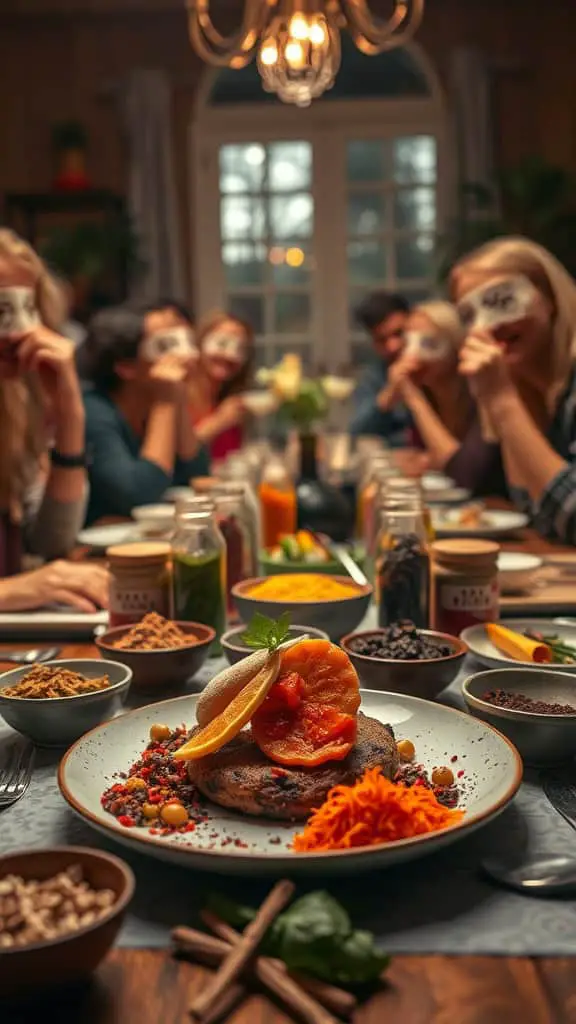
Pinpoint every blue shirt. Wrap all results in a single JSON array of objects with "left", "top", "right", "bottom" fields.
[
  {"left": 83, "top": 388, "right": 210, "bottom": 525},
  {"left": 349, "top": 357, "right": 412, "bottom": 445}
]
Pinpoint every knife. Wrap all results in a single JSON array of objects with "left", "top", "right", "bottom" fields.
[{"left": 542, "top": 769, "right": 576, "bottom": 831}]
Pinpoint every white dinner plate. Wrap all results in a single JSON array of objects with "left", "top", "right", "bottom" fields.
[
  {"left": 432, "top": 509, "right": 528, "bottom": 539},
  {"left": 461, "top": 618, "right": 576, "bottom": 672},
  {"left": 426, "top": 487, "right": 471, "bottom": 505},
  {"left": 59, "top": 689, "right": 522, "bottom": 876},
  {"left": 77, "top": 524, "right": 140, "bottom": 550},
  {"left": 0, "top": 608, "right": 108, "bottom": 638}
]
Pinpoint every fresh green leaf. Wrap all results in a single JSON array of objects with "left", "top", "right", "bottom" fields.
[
  {"left": 242, "top": 612, "right": 291, "bottom": 652},
  {"left": 328, "top": 929, "right": 390, "bottom": 985},
  {"left": 276, "top": 891, "right": 351, "bottom": 978},
  {"left": 205, "top": 893, "right": 255, "bottom": 930}
]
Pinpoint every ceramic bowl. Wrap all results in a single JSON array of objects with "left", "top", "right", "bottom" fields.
[
  {"left": 259, "top": 547, "right": 366, "bottom": 578},
  {"left": 497, "top": 551, "right": 543, "bottom": 593},
  {"left": 0, "top": 659, "right": 132, "bottom": 747},
  {"left": 221, "top": 622, "right": 330, "bottom": 665},
  {"left": 131, "top": 503, "right": 175, "bottom": 538},
  {"left": 462, "top": 667, "right": 576, "bottom": 764},
  {"left": 232, "top": 575, "right": 372, "bottom": 642},
  {"left": 0, "top": 846, "right": 134, "bottom": 998},
  {"left": 341, "top": 629, "right": 468, "bottom": 699},
  {"left": 96, "top": 622, "right": 214, "bottom": 691}
]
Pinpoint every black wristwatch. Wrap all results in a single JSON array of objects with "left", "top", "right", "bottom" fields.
[{"left": 50, "top": 448, "right": 88, "bottom": 469}]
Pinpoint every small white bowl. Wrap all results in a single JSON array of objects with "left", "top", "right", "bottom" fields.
[
  {"left": 132, "top": 504, "right": 175, "bottom": 538},
  {"left": 498, "top": 551, "right": 543, "bottom": 593},
  {"left": 241, "top": 390, "right": 279, "bottom": 416}
]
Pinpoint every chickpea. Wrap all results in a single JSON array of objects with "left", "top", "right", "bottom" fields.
[
  {"left": 160, "top": 801, "right": 189, "bottom": 827},
  {"left": 142, "top": 803, "right": 160, "bottom": 819},
  {"left": 150, "top": 723, "right": 171, "bottom": 743},
  {"left": 397, "top": 739, "right": 415, "bottom": 762},
  {"left": 431, "top": 766, "right": 454, "bottom": 787},
  {"left": 125, "top": 777, "right": 146, "bottom": 792}
]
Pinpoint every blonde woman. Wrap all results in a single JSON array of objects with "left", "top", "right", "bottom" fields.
[
  {"left": 0, "top": 229, "right": 108, "bottom": 611},
  {"left": 450, "top": 236, "right": 576, "bottom": 541}
]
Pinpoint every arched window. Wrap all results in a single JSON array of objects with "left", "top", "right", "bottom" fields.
[{"left": 192, "top": 37, "right": 448, "bottom": 368}]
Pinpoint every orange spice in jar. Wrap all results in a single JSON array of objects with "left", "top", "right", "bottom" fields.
[
  {"left": 432, "top": 539, "right": 499, "bottom": 635},
  {"left": 107, "top": 543, "right": 171, "bottom": 627}
]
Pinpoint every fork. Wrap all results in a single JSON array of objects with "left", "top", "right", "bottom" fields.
[{"left": 0, "top": 742, "right": 35, "bottom": 807}]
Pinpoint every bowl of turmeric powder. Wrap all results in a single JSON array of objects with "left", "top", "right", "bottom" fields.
[{"left": 231, "top": 574, "right": 372, "bottom": 641}]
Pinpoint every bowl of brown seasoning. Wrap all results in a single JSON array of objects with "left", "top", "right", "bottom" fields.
[
  {"left": 96, "top": 611, "right": 215, "bottom": 691},
  {"left": 0, "top": 660, "right": 132, "bottom": 747}
]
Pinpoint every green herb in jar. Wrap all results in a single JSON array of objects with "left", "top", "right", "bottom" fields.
[{"left": 172, "top": 551, "right": 226, "bottom": 651}]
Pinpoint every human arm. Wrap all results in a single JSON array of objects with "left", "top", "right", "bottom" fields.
[
  {"left": 349, "top": 363, "right": 410, "bottom": 441},
  {"left": 193, "top": 396, "right": 245, "bottom": 447},
  {"left": 0, "top": 561, "right": 109, "bottom": 613},
  {"left": 399, "top": 379, "right": 460, "bottom": 469}
]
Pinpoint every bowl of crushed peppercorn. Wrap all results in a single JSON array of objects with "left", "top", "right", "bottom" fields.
[
  {"left": 462, "top": 667, "right": 576, "bottom": 765},
  {"left": 341, "top": 622, "right": 468, "bottom": 700},
  {"left": 0, "top": 845, "right": 134, "bottom": 998},
  {"left": 96, "top": 613, "right": 215, "bottom": 691}
]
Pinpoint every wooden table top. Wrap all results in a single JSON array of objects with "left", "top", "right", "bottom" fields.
[{"left": 3, "top": 518, "right": 576, "bottom": 1024}]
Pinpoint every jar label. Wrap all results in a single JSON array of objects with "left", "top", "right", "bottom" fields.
[
  {"left": 109, "top": 585, "right": 169, "bottom": 626},
  {"left": 440, "top": 582, "right": 498, "bottom": 612}
]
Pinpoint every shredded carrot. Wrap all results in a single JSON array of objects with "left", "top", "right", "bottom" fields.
[{"left": 292, "top": 767, "right": 464, "bottom": 852}]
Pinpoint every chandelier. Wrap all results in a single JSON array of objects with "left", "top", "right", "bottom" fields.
[{"left": 186, "top": 0, "right": 425, "bottom": 107}]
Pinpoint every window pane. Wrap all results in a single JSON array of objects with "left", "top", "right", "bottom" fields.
[
  {"left": 396, "top": 234, "right": 435, "bottom": 279},
  {"left": 269, "top": 193, "right": 313, "bottom": 238},
  {"left": 219, "top": 144, "right": 266, "bottom": 192},
  {"left": 269, "top": 242, "right": 311, "bottom": 285},
  {"left": 394, "top": 188, "right": 436, "bottom": 230},
  {"left": 347, "top": 239, "right": 386, "bottom": 284},
  {"left": 274, "top": 293, "right": 311, "bottom": 333},
  {"left": 346, "top": 140, "right": 384, "bottom": 182},
  {"left": 268, "top": 142, "right": 312, "bottom": 191},
  {"left": 221, "top": 196, "right": 265, "bottom": 239},
  {"left": 393, "top": 136, "right": 436, "bottom": 183},
  {"left": 228, "top": 295, "right": 264, "bottom": 334},
  {"left": 347, "top": 193, "right": 385, "bottom": 235},
  {"left": 222, "top": 243, "right": 266, "bottom": 286}
]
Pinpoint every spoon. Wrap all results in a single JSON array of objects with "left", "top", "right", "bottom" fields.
[
  {"left": 482, "top": 855, "right": 576, "bottom": 895},
  {"left": 0, "top": 647, "right": 61, "bottom": 665},
  {"left": 311, "top": 532, "right": 369, "bottom": 587}
]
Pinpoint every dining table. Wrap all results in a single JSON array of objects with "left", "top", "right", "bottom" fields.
[{"left": 2, "top": 518, "right": 576, "bottom": 1024}]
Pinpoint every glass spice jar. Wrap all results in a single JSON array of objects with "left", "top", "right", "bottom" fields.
[
  {"left": 213, "top": 490, "right": 253, "bottom": 617},
  {"left": 107, "top": 542, "right": 171, "bottom": 627},
  {"left": 171, "top": 498, "right": 226, "bottom": 654},
  {"left": 432, "top": 539, "right": 499, "bottom": 634},
  {"left": 375, "top": 503, "right": 431, "bottom": 628}
]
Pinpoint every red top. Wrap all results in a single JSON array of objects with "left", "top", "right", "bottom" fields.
[{"left": 210, "top": 424, "right": 243, "bottom": 462}]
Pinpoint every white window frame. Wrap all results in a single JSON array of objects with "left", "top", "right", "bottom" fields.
[{"left": 190, "top": 43, "right": 451, "bottom": 370}]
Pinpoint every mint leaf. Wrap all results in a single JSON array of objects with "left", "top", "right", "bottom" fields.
[{"left": 242, "top": 612, "right": 291, "bottom": 652}]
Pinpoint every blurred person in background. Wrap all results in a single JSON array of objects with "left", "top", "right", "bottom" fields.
[
  {"left": 349, "top": 291, "right": 412, "bottom": 444},
  {"left": 81, "top": 305, "right": 208, "bottom": 523},
  {"left": 188, "top": 311, "right": 254, "bottom": 462},
  {"left": 0, "top": 229, "right": 108, "bottom": 612},
  {"left": 451, "top": 236, "right": 576, "bottom": 539}
]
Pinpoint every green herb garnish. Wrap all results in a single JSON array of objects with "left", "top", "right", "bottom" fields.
[
  {"left": 242, "top": 612, "right": 291, "bottom": 653},
  {"left": 207, "top": 890, "right": 389, "bottom": 986}
]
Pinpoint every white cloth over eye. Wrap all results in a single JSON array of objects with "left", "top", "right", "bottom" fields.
[
  {"left": 139, "top": 325, "right": 197, "bottom": 363},
  {"left": 457, "top": 274, "right": 538, "bottom": 331},
  {"left": 403, "top": 330, "right": 451, "bottom": 362},
  {"left": 0, "top": 287, "right": 40, "bottom": 337},
  {"left": 203, "top": 329, "right": 247, "bottom": 365}
]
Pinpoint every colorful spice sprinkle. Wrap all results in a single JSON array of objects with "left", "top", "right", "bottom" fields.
[
  {"left": 481, "top": 689, "right": 576, "bottom": 715},
  {"left": 101, "top": 725, "right": 208, "bottom": 833}
]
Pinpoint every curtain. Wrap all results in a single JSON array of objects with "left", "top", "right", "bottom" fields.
[
  {"left": 121, "top": 69, "right": 186, "bottom": 301},
  {"left": 450, "top": 46, "right": 497, "bottom": 211}
]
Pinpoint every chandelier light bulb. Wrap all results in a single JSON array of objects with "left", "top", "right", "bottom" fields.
[
  {"left": 308, "top": 20, "right": 326, "bottom": 45},
  {"left": 284, "top": 39, "right": 306, "bottom": 68},
  {"left": 260, "top": 40, "right": 278, "bottom": 66},
  {"left": 289, "top": 14, "right": 310, "bottom": 40}
]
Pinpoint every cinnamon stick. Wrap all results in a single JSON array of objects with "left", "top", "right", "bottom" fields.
[
  {"left": 200, "top": 982, "right": 245, "bottom": 1024},
  {"left": 172, "top": 924, "right": 356, "bottom": 1018},
  {"left": 204, "top": 912, "right": 338, "bottom": 1024},
  {"left": 189, "top": 879, "right": 295, "bottom": 1020}
]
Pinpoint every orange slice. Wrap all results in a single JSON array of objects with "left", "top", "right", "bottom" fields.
[{"left": 173, "top": 651, "right": 280, "bottom": 761}]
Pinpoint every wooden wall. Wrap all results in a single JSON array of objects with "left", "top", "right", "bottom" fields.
[{"left": 0, "top": 0, "right": 575, "bottom": 293}]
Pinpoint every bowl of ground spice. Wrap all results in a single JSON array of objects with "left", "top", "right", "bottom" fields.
[
  {"left": 232, "top": 574, "right": 372, "bottom": 641},
  {"left": 0, "top": 660, "right": 132, "bottom": 747},
  {"left": 0, "top": 845, "right": 134, "bottom": 998},
  {"left": 462, "top": 667, "right": 576, "bottom": 764},
  {"left": 96, "top": 612, "right": 215, "bottom": 691}
]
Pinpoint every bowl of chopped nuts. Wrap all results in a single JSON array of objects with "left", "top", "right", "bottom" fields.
[
  {"left": 95, "top": 613, "right": 215, "bottom": 690},
  {"left": 0, "top": 845, "right": 134, "bottom": 997},
  {"left": 0, "top": 660, "right": 132, "bottom": 747}
]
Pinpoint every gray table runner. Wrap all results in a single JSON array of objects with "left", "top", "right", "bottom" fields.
[{"left": 2, "top": 655, "right": 576, "bottom": 956}]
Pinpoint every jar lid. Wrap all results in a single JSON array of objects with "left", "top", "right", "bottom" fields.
[
  {"left": 432, "top": 538, "right": 499, "bottom": 568},
  {"left": 107, "top": 542, "right": 170, "bottom": 566},
  {"left": 191, "top": 477, "right": 220, "bottom": 493}
]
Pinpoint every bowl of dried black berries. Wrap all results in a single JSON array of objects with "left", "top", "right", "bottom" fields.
[{"left": 341, "top": 621, "right": 468, "bottom": 699}]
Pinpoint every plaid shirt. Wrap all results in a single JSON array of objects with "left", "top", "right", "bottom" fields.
[{"left": 510, "top": 370, "right": 576, "bottom": 543}]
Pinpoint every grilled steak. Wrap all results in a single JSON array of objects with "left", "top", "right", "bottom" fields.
[{"left": 187, "top": 713, "right": 398, "bottom": 820}]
